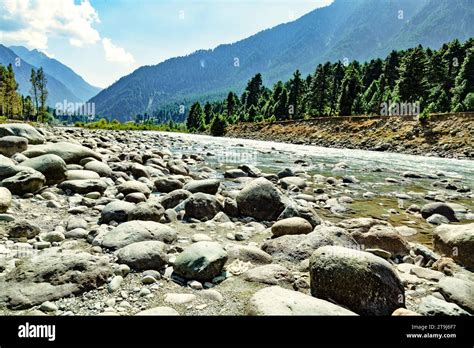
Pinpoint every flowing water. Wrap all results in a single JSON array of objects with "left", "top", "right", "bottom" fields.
[{"left": 154, "top": 131, "right": 474, "bottom": 245}]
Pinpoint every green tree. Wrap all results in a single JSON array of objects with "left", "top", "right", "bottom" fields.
[
  {"left": 394, "top": 46, "right": 428, "bottom": 105},
  {"left": 337, "top": 64, "right": 363, "bottom": 116},
  {"left": 203, "top": 101, "right": 213, "bottom": 125},
  {"left": 451, "top": 48, "right": 474, "bottom": 111},
  {"left": 30, "top": 68, "right": 39, "bottom": 119},
  {"left": 287, "top": 69, "right": 303, "bottom": 119},
  {"left": 36, "top": 68, "right": 48, "bottom": 121},
  {"left": 210, "top": 114, "right": 227, "bottom": 136},
  {"left": 328, "top": 61, "right": 345, "bottom": 115},
  {"left": 308, "top": 63, "right": 331, "bottom": 116},
  {"left": 225, "top": 92, "right": 237, "bottom": 117},
  {"left": 186, "top": 102, "right": 205, "bottom": 132}
]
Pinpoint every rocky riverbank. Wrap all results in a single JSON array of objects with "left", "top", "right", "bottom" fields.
[
  {"left": 0, "top": 123, "right": 473, "bottom": 316},
  {"left": 226, "top": 113, "right": 474, "bottom": 160}
]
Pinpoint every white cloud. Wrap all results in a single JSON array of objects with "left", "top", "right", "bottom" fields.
[
  {"left": 0, "top": 0, "right": 100, "bottom": 49},
  {"left": 102, "top": 38, "right": 135, "bottom": 65},
  {"left": 0, "top": 0, "right": 134, "bottom": 65}
]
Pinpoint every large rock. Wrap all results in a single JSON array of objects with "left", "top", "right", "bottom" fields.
[
  {"left": 0, "top": 136, "right": 28, "bottom": 157},
  {"left": 236, "top": 177, "right": 285, "bottom": 221},
  {"left": 226, "top": 244, "right": 272, "bottom": 264},
  {"left": 0, "top": 187, "right": 12, "bottom": 213},
  {"left": 116, "top": 241, "right": 168, "bottom": 271},
  {"left": 65, "top": 170, "right": 100, "bottom": 181},
  {"left": 278, "top": 199, "right": 322, "bottom": 227},
  {"left": 337, "top": 218, "right": 389, "bottom": 234},
  {"left": 23, "top": 142, "right": 101, "bottom": 164},
  {"left": 433, "top": 223, "right": 474, "bottom": 269},
  {"left": 100, "top": 200, "right": 136, "bottom": 223},
  {"left": 1, "top": 169, "right": 45, "bottom": 195},
  {"left": 243, "top": 264, "right": 294, "bottom": 286},
  {"left": 167, "top": 159, "right": 189, "bottom": 175},
  {"left": 154, "top": 177, "right": 183, "bottom": 193},
  {"left": 184, "top": 192, "right": 222, "bottom": 221},
  {"left": 117, "top": 180, "right": 151, "bottom": 197},
  {"left": 262, "top": 225, "right": 358, "bottom": 262},
  {"left": 173, "top": 241, "right": 228, "bottom": 282},
  {"left": 351, "top": 225, "right": 410, "bottom": 257},
  {"left": 183, "top": 179, "right": 220, "bottom": 195},
  {"left": 438, "top": 277, "right": 474, "bottom": 313},
  {"left": 0, "top": 124, "right": 45, "bottom": 144},
  {"left": 309, "top": 246, "right": 405, "bottom": 315},
  {"left": 128, "top": 200, "right": 165, "bottom": 222},
  {"left": 417, "top": 295, "right": 470, "bottom": 316},
  {"left": 271, "top": 217, "right": 313, "bottom": 237},
  {"left": 421, "top": 203, "right": 458, "bottom": 222},
  {"left": 101, "top": 220, "right": 177, "bottom": 249},
  {"left": 0, "top": 248, "right": 111, "bottom": 309},
  {"left": 20, "top": 154, "right": 67, "bottom": 184},
  {"left": 159, "top": 189, "right": 191, "bottom": 209},
  {"left": 246, "top": 286, "right": 357, "bottom": 315},
  {"left": 8, "top": 220, "right": 41, "bottom": 239},
  {"left": 279, "top": 176, "right": 307, "bottom": 189},
  {"left": 58, "top": 179, "right": 107, "bottom": 194},
  {"left": 84, "top": 160, "right": 112, "bottom": 177}
]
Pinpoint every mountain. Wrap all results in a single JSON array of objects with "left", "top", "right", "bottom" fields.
[
  {"left": 0, "top": 44, "right": 79, "bottom": 106},
  {"left": 89, "top": 0, "right": 474, "bottom": 121},
  {"left": 9, "top": 46, "right": 101, "bottom": 102}
]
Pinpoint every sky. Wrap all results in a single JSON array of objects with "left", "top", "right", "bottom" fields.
[{"left": 0, "top": 0, "right": 333, "bottom": 88}]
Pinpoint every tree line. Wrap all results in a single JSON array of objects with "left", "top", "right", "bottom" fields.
[
  {"left": 0, "top": 63, "right": 49, "bottom": 121},
  {"left": 186, "top": 38, "right": 473, "bottom": 135}
]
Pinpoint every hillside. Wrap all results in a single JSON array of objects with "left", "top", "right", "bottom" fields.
[
  {"left": 89, "top": 0, "right": 474, "bottom": 121},
  {"left": 9, "top": 46, "right": 101, "bottom": 102},
  {"left": 0, "top": 44, "right": 79, "bottom": 106}
]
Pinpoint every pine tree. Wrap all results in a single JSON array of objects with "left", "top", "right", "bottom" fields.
[
  {"left": 308, "top": 63, "right": 331, "bottom": 116},
  {"left": 36, "top": 68, "right": 48, "bottom": 121},
  {"left": 451, "top": 47, "right": 474, "bottom": 111},
  {"left": 328, "top": 61, "right": 345, "bottom": 115},
  {"left": 337, "top": 64, "right": 363, "bottom": 116},
  {"left": 383, "top": 50, "right": 400, "bottom": 90},
  {"left": 288, "top": 70, "right": 303, "bottom": 119},
  {"left": 186, "top": 102, "right": 205, "bottom": 132},
  {"left": 244, "top": 73, "right": 263, "bottom": 110},
  {"left": 394, "top": 46, "right": 428, "bottom": 105},
  {"left": 210, "top": 114, "right": 227, "bottom": 136},
  {"left": 204, "top": 101, "right": 213, "bottom": 125},
  {"left": 225, "top": 92, "right": 236, "bottom": 117},
  {"left": 30, "top": 68, "right": 39, "bottom": 118}
]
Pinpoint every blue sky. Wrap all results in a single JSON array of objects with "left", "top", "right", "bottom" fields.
[{"left": 0, "top": 0, "right": 332, "bottom": 88}]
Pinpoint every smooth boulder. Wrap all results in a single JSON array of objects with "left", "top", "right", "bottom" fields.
[
  {"left": 0, "top": 136, "right": 28, "bottom": 157},
  {"left": 1, "top": 170, "right": 45, "bottom": 195},
  {"left": 21, "top": 154, "right": 67, "bottom": 184},
  {"left": 309, "top": 246, "right": 405, "bottom": 315},
  {"left": 101, "top": 220, "right": 177, "bottom": 249},
  {"left": 246, "top": 286, "right": 357, "bottom": 315},
  {"left": 271, "top": 217, "right": 313, "bottom": 237},
  {"left": 116, "top": 241, "right": 168, "bottom": 270},
  {"left": 433, "top": 223, "right": 474, "bottom": 269},
  {"left": 23, "top": 142, "right": 101, "bottom": 164},
  {"left": 173, "top": 241, "right": 228, "bottom": 282},
  {"left": 0, "top": 124, "right": 45, "bottom": 144},
  {"left": 236, "top": 177, "right": 285, "bottom": 221}
]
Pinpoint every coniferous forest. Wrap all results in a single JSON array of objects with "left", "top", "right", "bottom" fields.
[{"left": 185, "top": 38, "right": 473, "bottom": 135}]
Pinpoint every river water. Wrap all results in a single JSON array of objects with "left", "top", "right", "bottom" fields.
[{"left": 153, "top": 131, "right": 473, "bottom": 245}]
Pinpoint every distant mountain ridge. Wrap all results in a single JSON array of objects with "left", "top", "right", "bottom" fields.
[
  {"left": 9, "top": 46, "right": 101, "bottom": 102},
  {"left": 0, "top": 44, "right": 101, "bottom": 106},
  {"left": 89, "top": 0, "right": 471, "bottom": 120}
]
